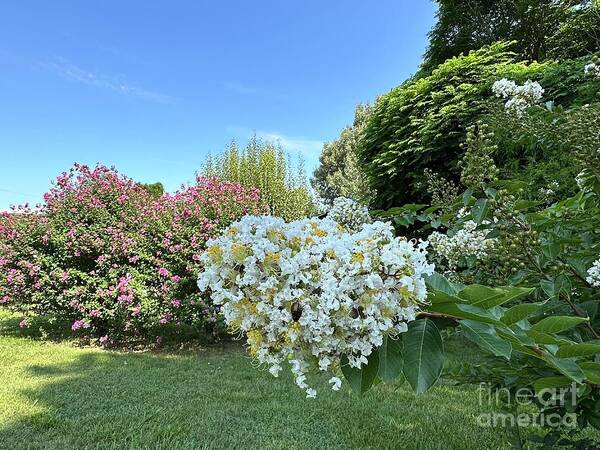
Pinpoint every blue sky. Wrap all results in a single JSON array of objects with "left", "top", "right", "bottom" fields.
[{"left": 0, "top": 1, "right": 437, "bottom": 209}]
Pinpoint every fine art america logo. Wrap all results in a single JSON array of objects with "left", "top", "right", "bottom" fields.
[{"left": 476, "top": 383, "right": 578, "bottom": 428}]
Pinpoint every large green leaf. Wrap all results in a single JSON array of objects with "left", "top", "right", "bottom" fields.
[
  {"left": 556, "top": 343, "right": 600, "bottom": 358},
  {"left": 530, "top": 316, "right": 588, "bottom": 334},
  {"left": 460, "top": 285, "right": 533, "bottom": 309},
  {"left": 527, "top": 330, "right": 562, "bottom": 345},
  {"left": 458, "top": 285, "right": 504, "bottom": 305},
  {"left": 425, "top": 272, "right": 461, "bottom": 296},
  {"left": 402, "top": 319, "right": 444, "bottom": 394},
  {"left": 460, "top": 320, "right": 512, "bottom": 359},
  {"left": 429, "top": 302, "right": 501, "bottom": 325},
  {"left": 501, "top": 303, "right": 540, "bottom": 326},
  {"left": 428, "top": 290, "right": 463, "bottom": 305},
  {"left": 378, "top": 335, "right": 403, "bottom": 382},
  {"left": 544, "top": 354, "right": 585, "bottom": 382},
  {"left": 472, "top": 198, "right": 489, "bottom": 224},
  {"left": 534, "top": 376, "right": 572, "bottom": 393},
  {"left": 452, "top": 285, "right": 532, "bottom": 310},
  {"left": 341, "top": 351, "right": 380, "bottom": 394}
]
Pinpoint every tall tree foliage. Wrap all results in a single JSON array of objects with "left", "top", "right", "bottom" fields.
[
  {"left": 201, "top": 136, "right": 313, "bottom": 221},
  {"left": 311, "top": 104, "right": 374, "bottom": 204},
  {"left": 421, "top": 0, "right": 599, "bottom": 73}
]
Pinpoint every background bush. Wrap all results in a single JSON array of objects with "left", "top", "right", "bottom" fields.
[
  {"left": 358, "top": 43, "right": 598, "bottom": 209},
  {"left": 311, "top": 104, "right": 375, "bottom": 205},
  {"left": 0, "top": 163, "right": 265, "bottom": 344}
]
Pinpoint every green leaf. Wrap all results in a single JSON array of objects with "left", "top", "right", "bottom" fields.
[
  {"left": 514, "top": 200, "right": 542, "bottom": 211},
  {"left": 458, "top": 285, "right": 503, "bottom": 305},
  {"left": 501, "top": 303, "right": 540, "bottom": 326},
  {"left": 425, "top": 272, "right": 461, "bottom": 295},
  {"left": 567, "top": 257, "right": 591, "bottom": 281},
  {"left": 544, "top": 354, "right": 585, "bottom": 382},
  {"left": 579, "top": 362, "right": 600, "bottom": 384},
  {"left": 341, "top": 351, "right": 380, "bottom": 394},
  {"left": 540, "top": 280, "right": 557, "bottom": 299},
  {"left": 462, "top": 189, "right": 473, "bottom": 206},
  {"left": 402, "top": 319, "right": 444, "bottom": 394},
  {"left": 428, "top": 302, "right": 500, "bottom": 324},
  {"left": 541, "top": 242, "right": 561, "bottom": 260},
  {"left": 471, "top": 198, "right": 489, "bottom": 225},
  {"left": 530, "top": 316, "right": 588, "bottom": 334},
  {"left": 556, "top": 343, "right": 600, "bottom": 358},
  {"left": 527, "top": 330, "right": 562, "bottom": 345},
  {"left": 459, "top": 285, "right": 533, "bottom": 309},
  {"left": 378, "top": 335, "right": 403, "bottom": 382},
  {"left": 534, "top": 376, "right": 571, "bottom": 393},
  {"left": 460, "top": 320, "right": 512, "bottom": 359}
]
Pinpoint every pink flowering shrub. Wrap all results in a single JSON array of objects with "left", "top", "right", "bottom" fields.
[{"left": 0, "top": 163, "right": 265, "bottom": 343}]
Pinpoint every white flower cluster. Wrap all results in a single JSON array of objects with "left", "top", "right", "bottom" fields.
[
  {"left": 327, "top": 197, "right": 372, "bottom": 232},
  {"left": 539, "top": 181, "right": 560, "bottom": 199},
  {"left": 576, "top": 171, "right": 586, "bottom": 191},
  {"left": 197, "top": 215, "right": 434, "bottom": 397},
  {"left": 428, "top": 220, "right": 495, "bottom": 270},
  {"left": 584, "top": 63, "right": 600, "bottom": 78},
  {"left": 492, "top": 78, "right": 544, "bottom": 116},
  {"left": 587, "top": 259, "right": 600, "bottom": 288},
  {"left": 309, "top": 188, "right": 330, "bottom": 216}
]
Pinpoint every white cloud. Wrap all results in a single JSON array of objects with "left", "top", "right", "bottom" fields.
[
  {"left": 41, "top": 57, "right": 174, "bottom": 104},
  {"left": 256, "top": 131, "right": 323, "bottom": 159}
]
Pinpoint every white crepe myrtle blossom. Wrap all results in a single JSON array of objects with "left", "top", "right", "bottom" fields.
[
  {"left": 327, "top": 197, "right": 372, "bottom": 232},
  {"left": 587, "top": 259, "right": 600, "bottom": 288},
  {"left": 428, "top": 220, "right": 495, "bottom": 270},
  {"left": 492, "top": 78, "right": 544, "bottom": 117},
  {"left": 584, "top": 63, "right": 600, "bottom": 78},
  {"left": 539, "top": 181, "right": 560, "bottom": 199},
  {"left": 197, "top": 215, "right": 434, "bottom": 397}
]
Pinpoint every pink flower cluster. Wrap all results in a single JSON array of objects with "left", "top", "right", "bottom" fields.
[{"left": 0, "top": 163, "right": 266, "bottom": 343}]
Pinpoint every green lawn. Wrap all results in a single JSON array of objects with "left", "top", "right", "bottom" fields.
[{"left": 0, "top": 312, "right": 513, "bottom": 449}]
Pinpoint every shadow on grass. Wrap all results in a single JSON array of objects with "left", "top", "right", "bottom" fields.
[{"left": 0, "top": 345, "right": 515, "bottom": 450}]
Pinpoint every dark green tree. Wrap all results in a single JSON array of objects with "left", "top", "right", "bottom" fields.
[{"left": 421, "top": 0, "right": 598, "bottom": 73}]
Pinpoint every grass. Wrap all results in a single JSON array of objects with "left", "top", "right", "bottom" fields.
[{"left": 0, "top": 312, "right": 514, "bottom": 449}]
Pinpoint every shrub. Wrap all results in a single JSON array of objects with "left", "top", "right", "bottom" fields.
[
  {"left": 360, "top": 42, "right": 543, "bottom": 208},
  {"left": 489, "top": 100, "right": 600, "bottom": 201},
  {"left": 0, "top": 163, "right": 265, "bottom": 344},
  {"left": 360, "top": 42, "right": 598, "bottom": 208},
  {"left": 201, "top": 136, "right": 314, "bottom": 221}
]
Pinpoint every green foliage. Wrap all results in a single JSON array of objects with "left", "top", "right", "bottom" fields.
[
  {"left": 360, "top": 42, "right": 548, "bottom": 208},
  {"left": 458, "top": 122, "right": 499, "bottom": 189},
  {"left": 201, "top": 136, "right": 314, "bottom": 221},
  {"left": 422, "top": 0, "right": 599, "bottom": 73},
  {"left": 361, "top": 45, "right": 598, "bottom": 208},
  {"left": 353, "top": 89, "right": 600, "bottom": 442},
  {"left": 490, "top": 99, "right": 600, "bottom": 201},
  {"left": 311, "top": 104, "right": 374, "bottom": 204},
  {"left": 548, "top": 1, "right": 600, "bottom": 60},
  {"left": 138, "top": 182, "right": 164, "bottom": 198}
]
